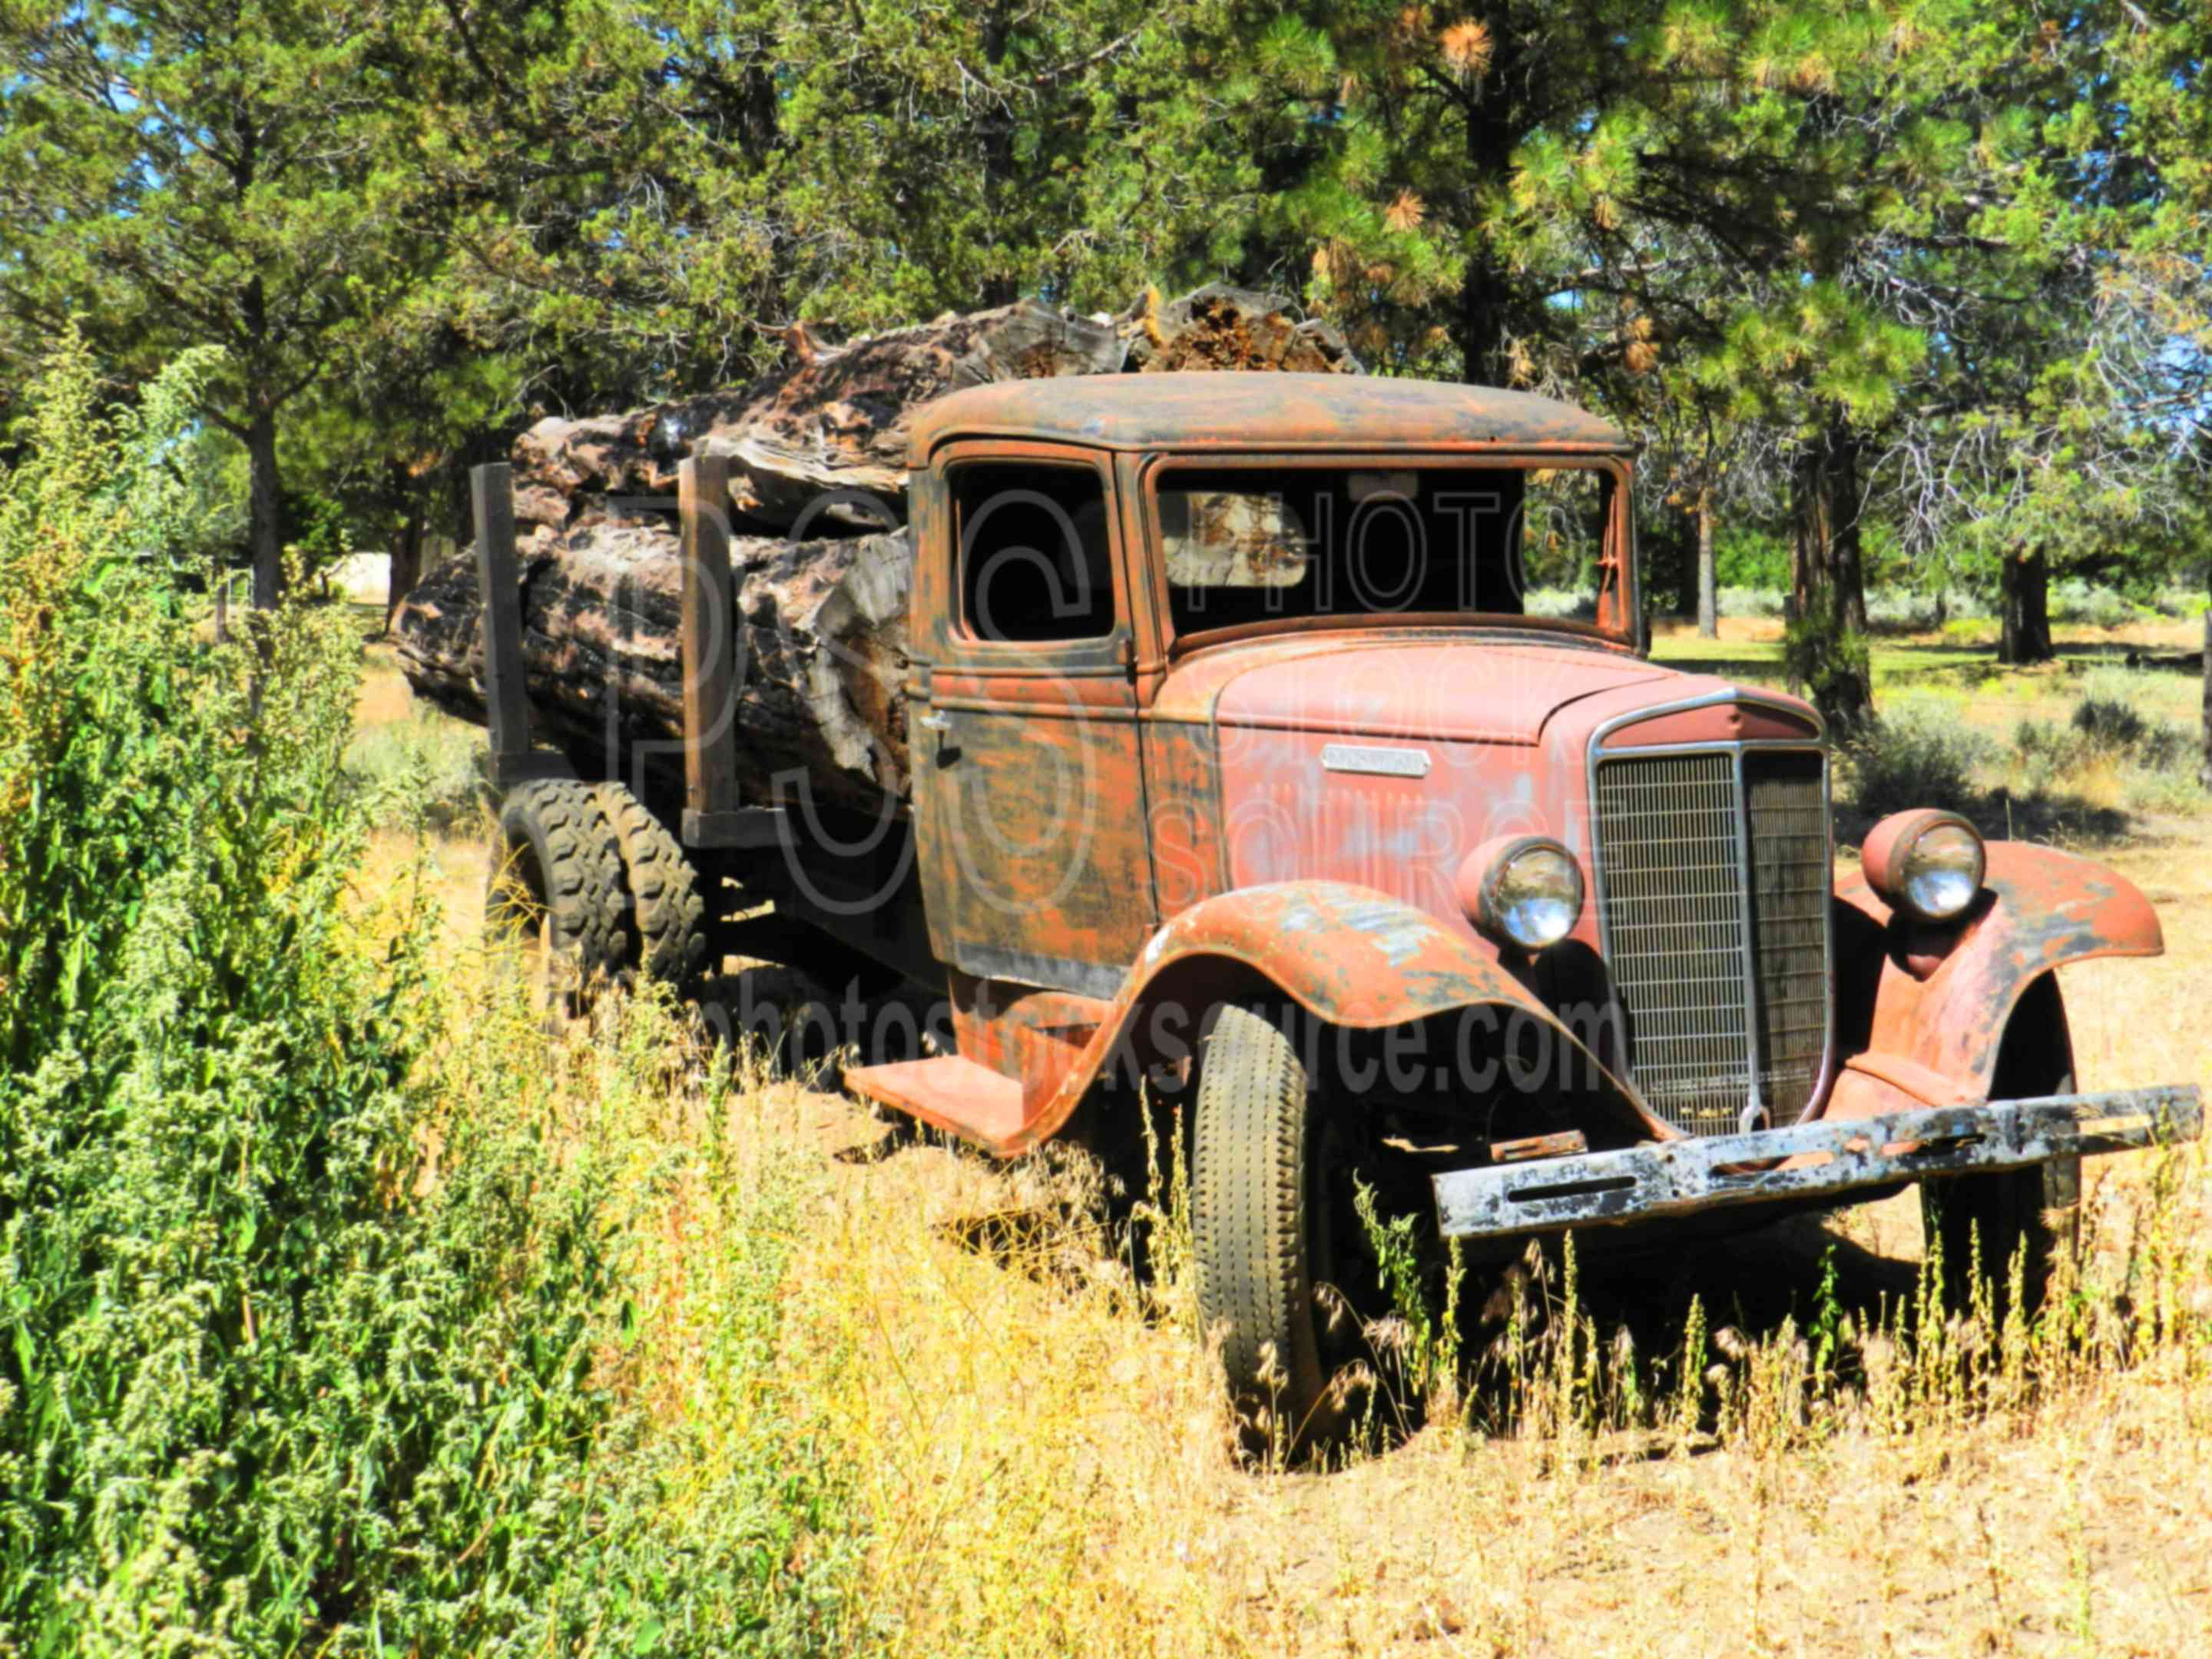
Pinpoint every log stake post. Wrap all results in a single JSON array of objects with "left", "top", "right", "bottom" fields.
[
  {"left": 472, "top": 463, "right": 548, "bottom": 792},
  {"left": 472, "top": 463, "right": 571, "bottom": 791},
  {"left": 680, "top": 454, "right": 743, "bottom": 843}
]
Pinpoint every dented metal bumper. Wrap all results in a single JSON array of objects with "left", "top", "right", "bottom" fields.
[{"left": 1432, "top": 1086, "right": 2203, "bottom": 1240}]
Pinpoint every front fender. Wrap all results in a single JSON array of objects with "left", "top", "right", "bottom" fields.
[
  {"left": 1022, "top": 881, "right": 1645, "bottom": 1148},
  {"left": 1830, "top": 842, "right": 2161, "bottom": 1111}
]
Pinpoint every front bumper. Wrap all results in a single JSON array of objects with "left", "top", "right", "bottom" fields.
[{"left": 1432, "top": 1086, "right": 2203, "bottom": 1240}]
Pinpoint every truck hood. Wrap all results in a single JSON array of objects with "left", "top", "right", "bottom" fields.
[
  {"left": 1174, "top": 635, "right": 1674, "bottom": 744},
  {"left": 1172, "top": 631, "right": 1822, "bottom": 950}
]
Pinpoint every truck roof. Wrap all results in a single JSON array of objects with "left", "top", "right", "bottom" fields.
[{"left": 908, "top": 370, "right": 1631, "bottom": 461}]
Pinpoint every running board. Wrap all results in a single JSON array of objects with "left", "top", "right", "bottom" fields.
[
  {"left": 845, "top": 1055, "right": 1026, "bottom": 1151},
  {"left": 1432, "top": 1086, "right": 2202, "bottom": 1240}
]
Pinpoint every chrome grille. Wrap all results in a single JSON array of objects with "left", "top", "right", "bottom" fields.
[{"left": 1593, "top": 747, "right": 1831, "bottom": 1137}]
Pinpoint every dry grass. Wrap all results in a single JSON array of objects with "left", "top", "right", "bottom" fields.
[{"left": 370, "top": 634, "right": 2212, "bottom": 1657}]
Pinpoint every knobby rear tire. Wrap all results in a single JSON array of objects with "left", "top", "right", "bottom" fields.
[
  {"left": 486, "top": 780, "right": 627, "bottom": 1002},
  {"left": 1191, "top": 1002, "right": 1343, "bottom": 1458},
  {"left": 591, "top": 783, "right": 707, "bottom": 992}
]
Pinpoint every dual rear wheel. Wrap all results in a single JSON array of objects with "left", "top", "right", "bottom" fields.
[{"left": 485, "top": 780, "right": 707, "bottom": 1002}]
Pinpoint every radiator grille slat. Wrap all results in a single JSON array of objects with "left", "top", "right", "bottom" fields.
[
  {"left": 1594, "top": 753, "right": 1751, "bottom": 1136},
  {"left": 1747, "top": 752, "right": 1830, "bottom": 1123},
  {"left": 1594, "top": 746, "right": 1831, "bottom": 1137}
]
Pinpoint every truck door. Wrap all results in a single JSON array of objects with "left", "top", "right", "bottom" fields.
[{"left": 910, "top": 446, "right": 1155, "bottom": 998}]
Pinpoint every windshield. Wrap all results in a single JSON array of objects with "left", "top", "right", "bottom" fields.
[{"left": 1153, "top": 462, "right": 1627, "bottom": 642}]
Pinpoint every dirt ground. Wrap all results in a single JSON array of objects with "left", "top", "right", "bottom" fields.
[{"left": 359, "top": 630, "right": 2212, "bottom": 1657}]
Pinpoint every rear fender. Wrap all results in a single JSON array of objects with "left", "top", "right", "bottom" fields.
[
  {"left": 1829, "top": 843, "right": 2160, "bottom": 1115},
  {"left": 1018, "top": 881, "right": 1645, "bottom": 1149}
]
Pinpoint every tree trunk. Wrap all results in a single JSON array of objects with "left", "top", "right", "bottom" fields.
[
  {"left": 1455, "top": 42, "right": 1520, "bottom": 387},
  {"left": 2200, "top": 557, "right": 2210, "bottom": 790},
  {"left": 1787, "top": 414, "right": 1874, "bottom": 730},
  {"left": 1998, "top": 548, "right": 2055, "bottom": 665},
  {"left": 1695, "top": 488, "right": 1718, "bottom": 639},
  {"left": 387, "top": 500, "right": 424, "bottom": 632},
  {"left": 247, "top": 408, "right": 284, "bottom": 609}
]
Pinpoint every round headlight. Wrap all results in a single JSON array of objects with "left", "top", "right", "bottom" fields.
[
  {"left": 1462, "top": 836, "right": 1584, "bottom": 951},
  {"left": 1901, "top": 821, "right": 1985, "bottom": 919},
  {"left": 1864, "top": 810, "right": 1985, "bottom": 922}
]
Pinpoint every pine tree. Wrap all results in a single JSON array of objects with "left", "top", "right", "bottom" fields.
[{"left": 0, "top": 5, "right": 439, "bottom": 606}]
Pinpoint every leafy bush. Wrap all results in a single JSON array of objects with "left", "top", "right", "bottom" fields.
[
  {"left": 1840, "top": 702, "right": 1992, "bottom": 818},
  {"left": 1716, "top": 584, "right": 1786, "bottom": 618},
  {"left": 344, "top": 705, "right": 487, "bottom": 830},
  {"left": 2072, "top": 694, "right": 2151, "bottom": 751},
  {"left": 1712, "top": 525, "right": 1790, "bottom": 588},
  {"left": 0, "top": 333, "right": 855, "bottom": 1653},
  {"left": 2013, "top": 690, "right": 2193, "bottom": 780},
  {"left": 1864, "top": 588, "right": 1993, "bottom": 629},
  {"left": 2048, "top": 579, "right": 2135, "bottom": 628}
]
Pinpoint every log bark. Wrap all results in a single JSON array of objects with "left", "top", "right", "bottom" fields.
[
  {"left": 509, "top": 298, "right": 1128, "bottom": 538},
  {"left": 1121, "top": 284, "right": 1363, "bottom": 376},
  {"left": 393, "top": 516, "right": 914, "bottom": 815},
  {"left": 507, "top": 289, "right": 1359, "bottom": 541}
]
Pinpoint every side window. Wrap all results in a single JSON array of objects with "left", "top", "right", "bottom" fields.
[{"left": 952, "top": 462, "right": 1116, "bottom": 644}]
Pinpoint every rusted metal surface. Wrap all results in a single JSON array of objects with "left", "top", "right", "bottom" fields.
[
  {"left": 1602, "top": 702, "right": 1820, "bottom": 748},
  {"left": 1002, "top": 879, "right": 1648, "bottom": 1154},
  {"left": 907, "top": 441, "right": 1154, "bottom": 989},
  {"left": 1433, "top": 1085, "right": 2201, "bottom": 1239},
  {"left": 1490, "top": 1128, "right": 1589, "bottom": 1164},
  {"left": 908, "top": 372, "right": 1631, "bottom": 463},
  {"left": 608, "top": 368, "right": 2185, "bottom": 1200},
  {"left": 1208, "top": 640, "right": 1670, "bottom": 745},
  {"left": 846, "top": 1054, "right": 1028, "bottom": 1145},
  {"left": 1832, "top": 842, "right": 2164, "bottom": 1098}
]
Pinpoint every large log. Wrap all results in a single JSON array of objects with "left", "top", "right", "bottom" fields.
[
  {"left": 508, "top": 298, "right": 1126, "bottom": 537},
  {"left": 505, "top": 289, "right": 1360, "bottom": 539},
  {"left": 394, "top": 515, "right": 914, "bottom": 815}
]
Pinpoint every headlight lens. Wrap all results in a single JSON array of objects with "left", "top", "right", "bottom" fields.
[
  {"left": 1485, "top": 842, "right": 1584, "bottom": 950},
  {"left": 1901, "top": 820, "right": 1985, "bottom": 920}
]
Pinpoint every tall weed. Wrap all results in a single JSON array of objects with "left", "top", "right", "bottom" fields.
[{"left": 0, "top": 330, "right": 855, "bottom": 1654}]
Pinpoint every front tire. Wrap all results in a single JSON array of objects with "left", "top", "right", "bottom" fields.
[
  {"left": 1922, "top": 975, "right": 2078, "bottom": 1320},
  {"left": 1192, "top": 1002, "right": 1344, "bottom": 1455}
]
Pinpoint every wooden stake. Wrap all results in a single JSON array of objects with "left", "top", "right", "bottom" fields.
[
  {"left": 680, "top": 453, "right": 741, "bottom": 839},
  {"left": 472, "top": 462, "right": 531, "bottom": 767}
]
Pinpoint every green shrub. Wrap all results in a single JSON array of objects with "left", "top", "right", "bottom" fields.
[
  {"left": 1713, "top": 525, "right": 1790, "bottom": 588},
  {"left": 344, "top": 706, "right": 487, "bottom": 830},
  {"left": 1716, "top": 584, "right": 1786, "bottom": 619},
  {"left": 0, "top": 332, "right": 856, "bottom": 1654},
  {"left": 1841, "top": 703, "right": 1992, "bottom": 818},
  {"left": 2048, "top": 579, "right": 2134, "bottom": 628},
  {"left": 2072, "top": 695, "right": 2151, "bottom": 750}
]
